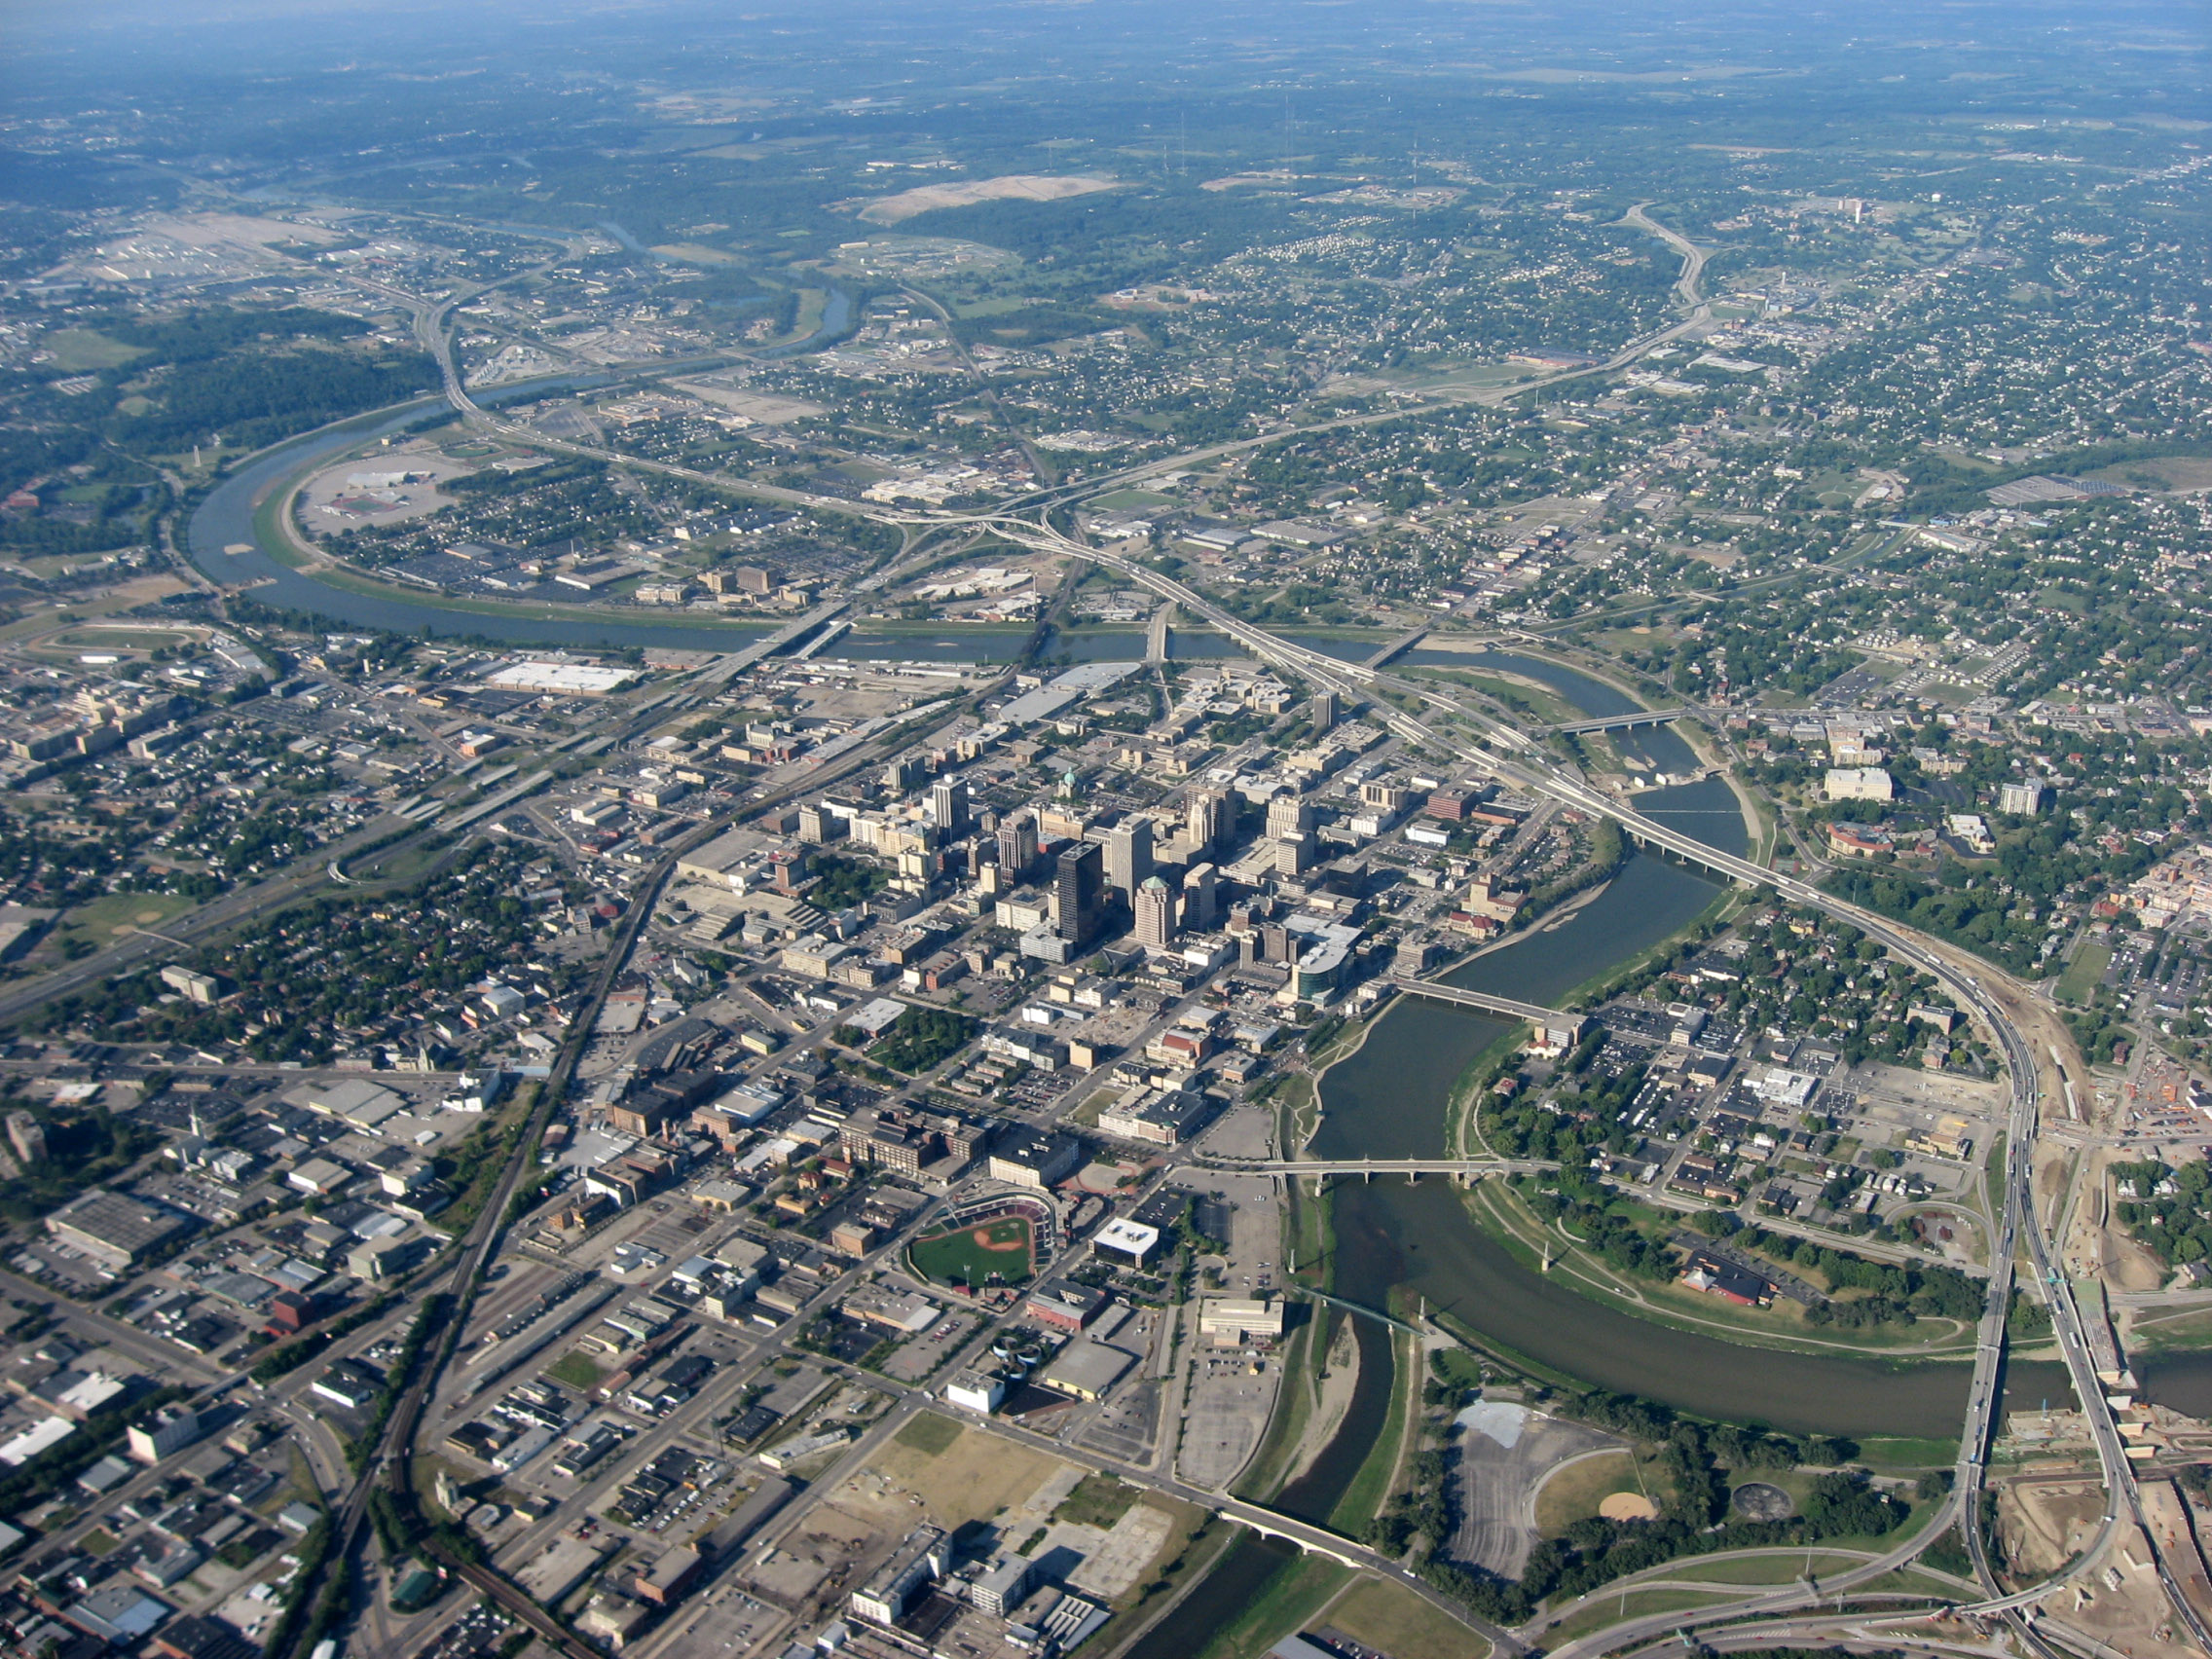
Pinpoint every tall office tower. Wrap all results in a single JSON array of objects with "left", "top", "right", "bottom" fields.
[
  {"left": 931, "top": 777, "right": 971, "bottom": 836},
  {"left": 1309, "top": 690, "right": 1338, "bottom": 733},
  {"left": 1266, "top": 794, "right": 1314, "bottom": 841},
  {"left": 1105, "top": 816, "right": 1154, "bottom": 897},
  {"left": 1053, "top": 842, "right": 1104, "bottom": 945},
  {"left": 1133, "top": 876, "right": 1177, "bottom": 947},
  {"left": 1182, "top": 862, "right": 1218, "bottom": 932},
  {"left": 997, "top": 812, "right": 1038, "bottom": 878},
  {"left": 1187, "top": 788, "right": 1230, "bottom": 850}
]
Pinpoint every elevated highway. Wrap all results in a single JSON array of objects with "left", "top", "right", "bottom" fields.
[{"left": 695, "top": 600, "right": 851, "bottom": 683}]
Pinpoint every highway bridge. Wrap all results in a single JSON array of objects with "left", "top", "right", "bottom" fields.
[
  {"left": 1361, "top": 625, "right": 1429, "bottom": 669},
  {"left": 1382, "top": 977, "right": 1568, "bottom": 1025},
  {"left": 695, "top": 600, "right": 851, "bottom": 683},
  {"left": 1552, "top": 708, "right": 1690, "bottom": 735},
  {"left": 1209, "top": 1157, "right": 1550, "bottom": 1178},
  {"left": 1146, "top": 601, "right": 1173, "bottom": 662}
]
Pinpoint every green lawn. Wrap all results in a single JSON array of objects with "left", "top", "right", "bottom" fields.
[
  {"left": 908, "top": 1217, "right": 1035, "bottom": 1288},
  {"left": 1543, "top": 1585, "right": 1738, "bottom": 1645},
  {"left": 894, "top": 1412, "right": 963, "bottom": 1456},
  {"left": 1055, "top": 1473, "right": 1142, "bottom": 1529},
  {"left": 1326, "top": 1575, "right": 1492, "bottom": 1659},
  {"left": 545, "top": 1350, "right": 607, "bottom": 1390},
  {"left": 1664, "top": 1550, "right": 1868, "bottom": 1587},
  {"left": 51, "top": 891, "right": 200, "bottom": 956},
  {"left": 44, "top": 329, "right": 145, "bottom": 372},
  {"left": 2056, "top": 941, "right": 2112, "bottom": 1006},
  {"left": 952, "top": 296, "right": 1036, "bottom": 318},
  {"left": 1854, "top": 1436, "right": 1961, "bottom": 1471}
]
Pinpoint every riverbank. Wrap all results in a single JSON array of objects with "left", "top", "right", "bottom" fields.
[{"left": 1460, "top": 1179, "right": 1982, "bottom": 1361}]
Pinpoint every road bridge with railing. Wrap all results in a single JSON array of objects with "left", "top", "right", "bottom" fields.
[
  {"left": 695, "top": 601, "right": 850, "bottom": 683},
  {"left": 1202, "top": 1157, "right": 1551, "bottom": 1178},
  {"left": 1382, "top": 977, "right": 1568, "bottom": 1025},
  {"left": 1362, "top": 626, "right": 1430, "bottom": 669},
  {"left": 1552, "top": 708, "right": 1690, "bottom": 735}
]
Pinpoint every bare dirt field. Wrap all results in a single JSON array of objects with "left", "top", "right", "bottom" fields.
[
  {"left": 1999, "top": 1476, "right": 2107, "bottom": 1575},
  {"left": 858, "top": 174, "right": 1119, "bottom": 226},
  {"left": 840, "top": 1413, "right": 1069, "bottom": 1532}
]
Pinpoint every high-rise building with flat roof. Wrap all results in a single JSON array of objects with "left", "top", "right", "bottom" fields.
[
  {"left": 1053, "top": 842, "right": 1103, "bottom": 945},
  {"left": 1105, "top": 816, "right": 1154, "bottom": 897},
  {"left": 1266, "top": 795, "right": 1314, "bottom": 840},
  {"left": 931, "top": 777, "right": 971, "bottom": 836},
  {"left": 1182, "top": 862, "right": 1218, "bottom": 932}
]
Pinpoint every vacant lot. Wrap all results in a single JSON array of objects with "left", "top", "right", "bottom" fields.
[
  {"left": 1054, "top": 1472, "right": 1141, "bottom": 1530},
  {"left": 2057, "top": 940, "right": 2111, "bottom": 1006},
  {"left": 859, "top": 172, "right": 1118, "bottom": 225},
  {"left": 857, "top": 1413, "right": 1067, "bottom": 1530},
  {"left": 894, "top": 1413, "right": 961, "bottom": 1456},
  {"left": 908, "top": 1216, "right": 1034, "bottom": 1287},
  {"left": 545, "top": 1349, "right": 607, "bottom": 1390}
]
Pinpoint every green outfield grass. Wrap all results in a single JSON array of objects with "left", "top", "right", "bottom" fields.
[{"left": 907, "top": 1215, "right": 1035, "bottom": 1287}]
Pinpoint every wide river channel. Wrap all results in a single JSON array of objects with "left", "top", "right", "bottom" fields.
[
  {"left": 1131, "top": 652, "right": 2212, "bottom": 1656},
  {"left": 184, "top": 402, "right": 1245, "bottom": 661}
]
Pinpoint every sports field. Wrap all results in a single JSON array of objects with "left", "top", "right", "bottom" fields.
[{"left": 907, "top": 1215, "right": 1035, "bottom": 1287}]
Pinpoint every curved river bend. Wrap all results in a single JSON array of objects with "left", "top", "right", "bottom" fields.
[{"left": 1134, "top": 651, "right": 2212, "bottom": 1657}]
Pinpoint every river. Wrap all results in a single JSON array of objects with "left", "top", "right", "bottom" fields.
[
  {"left": 186, "top": 405, "right": 1270, "bottom": 661},
  {"left": 1136, "top": 655, "right": 2212, "bottom": 1656}
]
